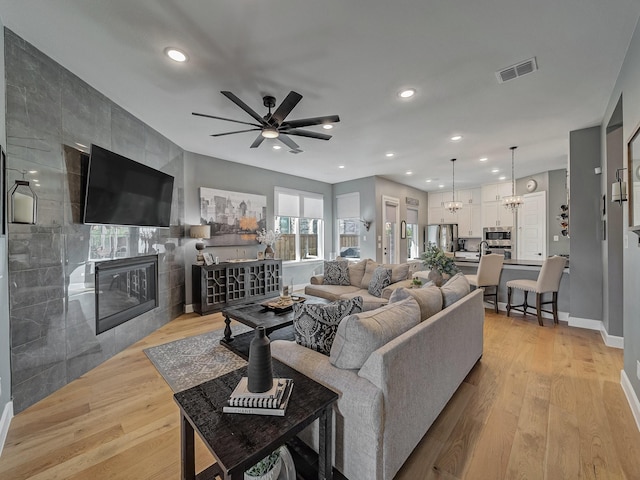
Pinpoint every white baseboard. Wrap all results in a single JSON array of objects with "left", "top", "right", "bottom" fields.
[
  {"left": 600, "top": 327, "right": 624, "bottom": 349},
  {"left": 567, "top": 317, "right": 624, "bottom": 349},
  {"left": 0, "top": 401, "right": 13, "bottom": 458},
  {"left": 184, "top": 304, "right": 194, "bottom": 314},
  {"left": 621, "top": 370, "right": 640, "bottom": 433}
]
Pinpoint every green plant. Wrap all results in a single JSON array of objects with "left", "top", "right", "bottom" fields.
[
  {"left": 421, "top": 243, "right": 459, "bottom": 276},
  {"left": 245, "top": 449, "right": 281, "bottom": 477},
  {"left": 411, "top": 277, "right": 423, "bottom": 287}
]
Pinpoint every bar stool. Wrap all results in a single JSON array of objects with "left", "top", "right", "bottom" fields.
[
  {"left": 506, "top": 256, "right": 567, "bottom": 326},
  {"left": 464, "top": 253, "right": 504, "bottom": 313}
]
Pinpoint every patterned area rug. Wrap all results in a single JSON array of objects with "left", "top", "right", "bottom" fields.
[{"left": 144, "top": 324, "right": 252, "bottom": 392}]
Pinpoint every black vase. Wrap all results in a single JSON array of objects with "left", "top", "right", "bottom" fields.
[{"left": 247, "top": 326, "right": 274, "bottom": 393}]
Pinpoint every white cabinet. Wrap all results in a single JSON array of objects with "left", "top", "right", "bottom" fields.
[
  {"left": 481, "top": 183, "right": 515, "bottom": 227},
  {"left": 430, "top": 189, "right": 482, "bottom": 236},
  {"left": 458, "top": 204, "right": 483, "bottom": 237},
  {"left": 458, "top": 188, "right": 482, "bottom": 205}
]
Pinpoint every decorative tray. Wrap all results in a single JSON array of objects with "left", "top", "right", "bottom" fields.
[{"left": 261, "top": 296, "right": 306, "bottom": 312}]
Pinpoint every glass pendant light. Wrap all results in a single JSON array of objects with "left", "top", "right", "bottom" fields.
[
  {"left": 502, "top": 146, "right": 524, "bottom": 211},
  {"left": 444, "top": 158, "right": 463, "bottom": 213}
]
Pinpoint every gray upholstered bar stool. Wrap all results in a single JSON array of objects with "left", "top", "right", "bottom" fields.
[
  {"left": 506, "top": 255, "right": 567, "bottom": 326},
  {"left": 464, "top": 253, "right": 504, "bottom": 313}
]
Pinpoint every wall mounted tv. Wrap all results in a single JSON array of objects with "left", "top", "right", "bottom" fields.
[{"left": 83, "top": 144, "right": 174, "bottom": 227}]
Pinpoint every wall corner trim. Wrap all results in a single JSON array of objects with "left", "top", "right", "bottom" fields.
[
  {"left": 621, "top": 369, "right": 640, "bottom": 433},
  {"left": 184, "top": 304, "right": 194, "bottom": 314},
  {"left": 0, "top": 401, "right": 14, "bottom": 458}
]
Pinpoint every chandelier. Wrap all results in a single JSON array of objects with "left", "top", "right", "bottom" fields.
[
  {"left": 445, "top": 158, "right": 463, "bottom": 214},
  {"left": 502, "top": 146, "right": 524, "bottom": 212}
]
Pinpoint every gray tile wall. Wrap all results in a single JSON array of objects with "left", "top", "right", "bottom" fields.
[{"left": 5, "top": 29, "right": 186, "bottom": 413}]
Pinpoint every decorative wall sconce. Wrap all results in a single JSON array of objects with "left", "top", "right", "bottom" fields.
[
  {"left": 189, "top": 224, "right": 211, "bottom": 264},
  {"left": 612, "top": 168, "right": 628, "bottom": 204},
  {"left": 7, "top": 168, "right": 37, "bottom": 224},
  {"left": 360, "top": 219, "right": 372, "bottom": 231}
]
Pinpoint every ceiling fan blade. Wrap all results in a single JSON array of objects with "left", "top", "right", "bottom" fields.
[
  {"left": 284, "top": 129, "right": 332, "bottom": 140},
  {"left": 250, "top": 134, "right": 265, "bottom": 148},
  {"left": 192, "top": 112, "right": 262, "bottom": 128},
  {"left": 221, "top": 91, "right": 268, "bottom": 125},
  {"left": 281, "top": 115, "right": 340, "bottom": 129},
  {"left": 277, "top": 134, "right": 300, "bottom": 151},
  {"left": 210, "top": 128, "right": 261, "bottom": 137},
  {"left": 270, "top": 91, "right": 303, "bottom": 126}
]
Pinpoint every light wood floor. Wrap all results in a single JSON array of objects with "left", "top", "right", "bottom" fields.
[{"left": 1, "top": 310, "right": 639, "bottom": 479}]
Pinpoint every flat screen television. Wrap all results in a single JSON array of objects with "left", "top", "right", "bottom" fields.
[{"left": 83, "top": 144, "right": 174, "bottom": 227}]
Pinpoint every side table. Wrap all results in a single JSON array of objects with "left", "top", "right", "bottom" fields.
[{"left": 174, "top": 360, "right": 338, "bottom": 480}]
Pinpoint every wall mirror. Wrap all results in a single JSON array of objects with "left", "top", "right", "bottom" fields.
[{"left": 628, "top": 122, "right": 640, "bottom": 234}]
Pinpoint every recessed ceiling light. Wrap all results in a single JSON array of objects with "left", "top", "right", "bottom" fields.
[
  {"left": 438, "top": 184, "right": 445, "bottom": 188},
  {"left": 491, "top": 168, "right": 500, "bottom": 173},
  {"left": 398, "top": 88, "right": 416, "bottom": 99},
  {"left": 32, "top": 179, "right": 39, "bottom": 183},
  {"left": 425, "top": 179, "right": 432, "bottom": 183},
  {"left": 479, "top": 157, "right": 488, "bottom": 162},
  {"left": 406, "top": 171, "right": 413, "bottom": 175},
  {"left": 338, "top": 165, "right": 345, "bottom": 169},
  {"left": 273, "top": 145, "right": 282, "bottom": 150},
  {"left": 322, "top": 124, "right": 333, "bottom": 130},
  {"left": 35, "top": 183, "right": 41, "bottom": 187},
  {"left": 450, "top": 135, "right": 463, "bottom": 142},
  {"left": 385, "top": 152, "right": 395, "bottom": 158},
  {"left": 28, "top": 170, "right": 38, "bottom": 174},
  {"left": 499, "top": 176, "right": 506, "bottom": 180},
  {"left": 164, "top": 47, "right": 188, "bottom": 63}
]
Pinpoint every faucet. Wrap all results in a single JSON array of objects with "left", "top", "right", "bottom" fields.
[{"left": 478, "top": 241, "right": 489, "bottom": 259}]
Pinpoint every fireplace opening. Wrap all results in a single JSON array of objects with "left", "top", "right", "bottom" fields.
[{"left": 95, "top": 255, "right": 158, "bottom": 334}]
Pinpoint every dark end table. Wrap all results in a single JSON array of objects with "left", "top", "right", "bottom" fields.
[{"left": 174, "top": 359, "right": 338, "bottom": 480}]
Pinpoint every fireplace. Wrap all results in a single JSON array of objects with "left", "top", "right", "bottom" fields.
[{"left": 95, "top": 255, "right": 158, "bottom": 334}]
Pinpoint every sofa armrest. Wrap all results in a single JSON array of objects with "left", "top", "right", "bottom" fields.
[
  {"left": 310, "top": 275, "right": 325, "bottom": 285},
  {"left": 381, "top": 279, "right": 413, "bottom": 299}
]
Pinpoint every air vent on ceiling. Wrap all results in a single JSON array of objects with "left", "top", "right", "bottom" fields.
[{"left": 496, "top": 57, "right": 538, "bottom": 84}]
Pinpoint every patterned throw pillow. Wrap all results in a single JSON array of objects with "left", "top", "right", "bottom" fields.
[
  {"left": 368, "top": 266, "right": 392, "bottom": 297},
  {"left": 322, "top": 260, "right": 351, "bottom": 286},
  {"left": 292, "top": 297, "right": 363, "bottom": 355}
]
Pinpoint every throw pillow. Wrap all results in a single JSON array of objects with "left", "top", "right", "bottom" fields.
[
  {"left": 368, "top": 266, "right": 392, "bottom": 297},
  {"left": 292, "top": 297, "right": 363, "bottom": 355},
  {"left": 389, "top": 285, "right": 443, "bottom": 321},
  {"left": 330, "top": 297, "right": 420, "bottom": 369},
  {"left": 440, "top": 272, "right": 471, "bottom": 308},
  {"left": 360, "top": 259, "right": 381, "bottom": 289},
  {"left": 322, "top": 260, "right": 351, "bottom": 286},
  {"left": 347, "top": 258, "right": 368, "bottom": 287},
  {"left": 383, "top": 263, "right": 410, "bottom": 283}
]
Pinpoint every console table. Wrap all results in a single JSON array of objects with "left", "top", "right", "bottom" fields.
[{"left": 192, "top": 259, "right": 282, "bottom": 314}]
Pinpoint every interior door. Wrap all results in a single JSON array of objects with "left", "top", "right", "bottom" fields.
[
  {"left": 382, "top": 196, "right": 400, "bottom": 263},
  {"left": 517, "top": 191, "right": 547, "bottom": 260}
]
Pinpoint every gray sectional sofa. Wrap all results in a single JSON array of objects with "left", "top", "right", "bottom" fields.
[
  {"left": 272, "top": 275, "right": 485, "bottom": 480},
  {"left": 304, "top": 258, "right": 423, "bottom": 310}
]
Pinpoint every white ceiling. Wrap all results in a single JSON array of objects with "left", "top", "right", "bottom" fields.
[{"left": 1, "top": 1, "right": 639, "bottom": 192}]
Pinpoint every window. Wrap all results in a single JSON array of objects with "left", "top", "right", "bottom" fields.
[
  {"left": 336, "top": 192, "right": 360, "bottom": 258},
  {"left": 274, "top": 187, "right": 324, "bottom": 261},
  {"left": 406, "top": 208, "right": 420, "bottom": 259}
]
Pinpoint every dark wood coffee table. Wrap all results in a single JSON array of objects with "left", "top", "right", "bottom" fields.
[
  {"left": 221, "top": 295, "right": 329, "bottom": 359},
  {"left": 174, "top": 359, "right": 339, "bottom": 480}
]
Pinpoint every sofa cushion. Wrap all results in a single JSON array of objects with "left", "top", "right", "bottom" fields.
[
  {"left": 339, "top": 291, "right": 389, "bottom": 311},
  {"left": 360, "top": 259, "right": 381, "bottom": 289},
  {"left": 368, "top": 266, "right": 392, "bottom": 297},
  {"left": 330, "top": 297, "right": 420, "bottom": 369},
  {"left": 304, "top": 284, "right": 361, "bottom": 302},
  {"left": 440, "top": 272, "right": 471, "bottom": 307},
  {"left": 348, "top": 258, "right": 368, "bottom": 287},
  {"left": 292, "top": 297, "right": 363, "bottom": 355},
  {"left": 389, "top": 285, "right": 443, "bottom": 321},
  {"left": 323, "top": 260, "right": 351, "bottom": 286},
  {"left": 383, "top": 262, "right": 410, "bottom": 283}
]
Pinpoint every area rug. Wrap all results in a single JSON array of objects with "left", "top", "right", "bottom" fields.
[{"left": 144, "top": 324, "right": 252, "bottom": 392}]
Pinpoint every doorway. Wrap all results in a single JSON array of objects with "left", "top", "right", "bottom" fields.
[
  {"left": 382, "top": 196, "right": 400, "bottom": 263},
  {"left": 517, "top": 191, "right": 547, "bottom": 260}
]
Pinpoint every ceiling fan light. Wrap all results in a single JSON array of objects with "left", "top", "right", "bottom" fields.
[
  {"left": 261, "top": 128, "right": 279, "bottom": 139},
  {"left": 322, "top": 124, "right": 333, "bottom": 130}
]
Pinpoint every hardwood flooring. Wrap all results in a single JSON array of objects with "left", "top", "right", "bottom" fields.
[{"left": 0, "top": 310, "right": 639, "bottom": 479}]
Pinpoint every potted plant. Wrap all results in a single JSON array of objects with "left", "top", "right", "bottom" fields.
[
  {"left": 256, "top": 229, "right": 282, "bottom": 259},
  {"left": 421, "top": 243, "right": 459, "bottom": 286},
  {"left": 244, "top": 448, "right": 282, "bottom": 480},
  {"left": 411, "top": 277, "right": 423, "bottom": 288}
]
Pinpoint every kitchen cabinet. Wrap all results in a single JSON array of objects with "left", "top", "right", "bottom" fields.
[
  {"left": 428, "top": 191, "right": 457, "bottom": 224},
  {"left": 482, "top": 183, "right": 514, "bottom": 227},
  {"left": 430, "top": 188, "right": 482, "bottom": 235},
  {"left": 458, "top": 204, "right": 483, "bottom": 237},
  {"left": 481, "top": 182, "right": 513, "bottom": 203}
]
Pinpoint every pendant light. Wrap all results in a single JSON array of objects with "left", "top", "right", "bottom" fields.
[
  {"left": 445, "top": 158, "right": 463, "bottom": 214},
  {"left": 502, "top": 146, "right": 524, "bottom": 211}
]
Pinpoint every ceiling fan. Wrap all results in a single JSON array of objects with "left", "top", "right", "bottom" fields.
[{"left": 193, "top": 91, "right": 340, "bottom": 153}]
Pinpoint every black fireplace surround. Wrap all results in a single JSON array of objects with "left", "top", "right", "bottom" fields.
[{"left": 95, "top": 255, "right": 158, "bottom": 334}]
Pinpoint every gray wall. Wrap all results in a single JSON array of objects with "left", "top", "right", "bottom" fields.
[
  {"left": 0, "top": 18, "right": 11, "bottom": 422},
  {"left": 602, "top": 18, "right": 640, "bottom": 403},
  {"left": 333, "top": 176, "right": 377, "bottom": 260},
  {"left": 183, "top": 151, "right": 333, "bottom": 304},
  {"left": 5, "top": 30, "right": 186, "bottom": 413},
  {"left": 569, "top": 126, "right": 603, "bottom": 322}
]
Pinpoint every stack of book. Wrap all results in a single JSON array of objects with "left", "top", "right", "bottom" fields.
[{"left": 223, "top": 377, "right": 294, "bottom": 416}]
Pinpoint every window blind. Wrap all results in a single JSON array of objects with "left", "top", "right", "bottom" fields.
[{"left": 336, "top": 192, "right": 360, "bottom": 219}]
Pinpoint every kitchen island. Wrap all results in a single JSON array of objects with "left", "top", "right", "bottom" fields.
[{"left": 454, "top": 257, "right": 570, "bottom": 319}]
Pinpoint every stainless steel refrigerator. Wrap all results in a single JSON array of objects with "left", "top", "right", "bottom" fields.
[{"left": 425, "top": 224, "right": 459, "bottom": 252}]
